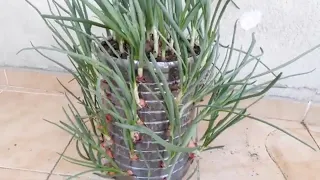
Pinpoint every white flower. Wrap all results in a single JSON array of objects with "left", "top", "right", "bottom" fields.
[{"left": 239, "top": 10, "right": 262, "bottom": 31}]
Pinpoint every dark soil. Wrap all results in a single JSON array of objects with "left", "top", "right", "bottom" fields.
[{"left": 101, "top": 38, "right": 201, "bottom": 62}]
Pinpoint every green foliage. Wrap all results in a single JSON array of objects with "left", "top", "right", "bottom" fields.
[{"left": 20, "top": 0, "right": 320, "bottom": 179}]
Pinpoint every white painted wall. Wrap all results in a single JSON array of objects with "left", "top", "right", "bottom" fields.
[
  {"left": 3, "top": 0, "right": 320, "bottom": 101},
  {"left": 219, "top": 0, "right": 320, "bottom": 102},
  {"left": 0, "top": 0, "right": 71, "bottom": 71}
]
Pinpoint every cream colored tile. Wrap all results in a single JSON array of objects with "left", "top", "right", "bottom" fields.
[
  {"left": 308, "top": 125, "right": 320, "bottom": 134},
  {"left": 0, "top": 168, "right": 49, "bottom": 180},
  {"left": 4, "top": 86, "right": 65, "bottom": 96},
  {"left": 51, "top": 139, "right": 113, "bottom": 180},
  {"left": 48, "top": 175, "right": 67, "bottom": 180},
  {"left": 51, "top": 139, "right": 90, "bottom": 177},
  {"left": 265, "top": 129, "right": 320, "bottom": 180},
  {"left": 240, "top": 97, "right": 307, "bottom": 121},
  {"left": 307, "top": 125, "right": 320, "bottom": 150},
  {"left": 305, "top": 103, "right": 320, "bottom": 126},
  {"left": 195, "top": 121, "right": 317, "bottom": 180},
  {"left": 201, "top": 96, "right": 307, "bottom": 121},
  {"left": 0, "top": 91, "right": 83, "bottom": 172},
  {"left": 51, "top": 106, "right": 309, "bottom": 180},
  {"left": 197, "top": 118, "right": 309, "bottom": 172},
  {"left": 49, "top": 174, "right": 109, "bottom": 180},
  {"left": 5, "top": 68, "right": 80, "bottom": 94},
  {"left": 53, "top": 119, "right": 308, "bottom": 180},
  {"left": 198, "top": 163, "right": 284, "bottom": 180}
]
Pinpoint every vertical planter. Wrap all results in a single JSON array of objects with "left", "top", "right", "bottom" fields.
[
  {"left": 101, "top": 59, "right": 195, "bottom": 180},
  {"left": 27, "top": 1, "right": 319, "bottom": 180}
]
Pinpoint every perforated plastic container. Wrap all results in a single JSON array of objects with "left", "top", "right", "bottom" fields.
[{"left": 103, "top": 59, "right": 195, "bottom": 180}]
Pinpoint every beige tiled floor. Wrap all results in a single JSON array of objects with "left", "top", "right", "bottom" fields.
[
  {"left": 265, "top": 129, "right": 320, "bottom": 180},
  {"left": 4, "top": 68, "right": 80, "bottom": 95},
  {"left": 1, "top": 68, "right": 320, "bottom": 180},
  {"left": 0, "top": 168, "right": 49, "bottom": 180},
  {"left": 0, "top": 91, "right": 72, "bottom": 171}
]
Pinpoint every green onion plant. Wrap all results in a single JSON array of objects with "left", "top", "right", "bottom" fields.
[{"left": 20, "top": 0, "right": 320, "bottom": 179}]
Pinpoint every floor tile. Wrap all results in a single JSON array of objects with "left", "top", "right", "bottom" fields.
[
  {"left": 52, "top": 118, "right": 308, "bottom": 180},
  {"left": 198, "top": 163, "right": 284, "bottom": 180},
  {"left": 49, "top": 174, "right": 109, "bottom": 180},
  {"left": 4, "top": 86, "right": 65, "bottom": 96},
  {"left": 0, "top": 91, "right": 82, "bottom": 172},
  {"left": 0, "top": 168, "right": 49, "bottom": 180},
  {"left": 265, "top": 128, "right": 320, "bottom": 180},
  {"left": 51, "top": 139, "right": 91, "bottom": 177},
  {"left": 201, "top": 96, "right": 307, "bottom": 122},
  {"left": 198, "top": 118, "right": 308, "bottom": 173},
  {"left": 307, "top": 125, "right": 320, "bottom": 150},
  {"left": 240, "top": 97, "right": 307, "bottom": 121},
  {"left": 5, "top": 68, "right": 80, "bottom": 94},
  {"left": 51, "top": 139, "right": 112, "bottom": 180}
]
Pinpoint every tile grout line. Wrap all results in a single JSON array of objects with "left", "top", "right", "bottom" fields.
[
  {"left": 265, "top": 116, "right": 301, "bottom": 122},
  {"left": 0, "top": 166, "right": 51, "bottom": 175},
  {"left": 264, "top": 130, "right": 288, "bottom": 180},
  {"left": 2, "top": 69, "right": 69, "bottom": 96},
  {"left": 46, "top": 136, "right": 74, "bottom": 180},
  {"left": 6, "top": 85, "right": 62, "bottom": 92},
  {"left": 263, "top": 100, "right": 313, "bottom": 122},
  {"left": 4, "top": 88, "right": 64, "bottom": 96}
]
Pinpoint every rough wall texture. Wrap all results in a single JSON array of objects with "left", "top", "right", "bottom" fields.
[
  {"left": 0, "top": 0, "right": 71, "bottom": 71},
  {"left": 220, "top": 0, "right": 320, "bottom": 102},
  {"left": 4, "top": 0, "right": 320, "bottom": 102}
]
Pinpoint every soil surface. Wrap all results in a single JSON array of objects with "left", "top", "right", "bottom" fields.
[{"left": 101, "top": 38, "right": 200, "bottom": 62}]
